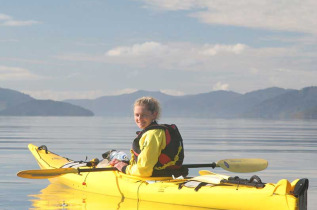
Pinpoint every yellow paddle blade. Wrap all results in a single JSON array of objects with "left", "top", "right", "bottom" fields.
[
  {"left": 199, "top": 170, "right": 216, "bottom": 176},
  {"left": 17, "top": 168, "right": 78, "bottom": 179},
  {"left": 217, "top": 158, "right": 268, "bottom": 173}
]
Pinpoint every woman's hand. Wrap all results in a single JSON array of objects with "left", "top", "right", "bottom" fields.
[{"left": 109, "top": 158, "right": 128, "bottom": 172}]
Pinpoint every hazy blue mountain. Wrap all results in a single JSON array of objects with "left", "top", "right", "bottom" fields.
[
  {"left": 0, "top": 100, "right": 94, "bottom": 116},
  {"left": 219, "top": 87, "right": 294, "bottom": 117},
  {"left": 65, "top": 86, "right": 317, "bottom": 119},
  {"left": 161, "top": 90, "right": 241, "bottom": 117},
  {"left": 65, "top": 90, "right": 241, "bottom": 117},
  {"left": 65, "top": 88, "right": 294, "bottom": 118},
  {"left": 2, "top": 86, "right": 316, "bottom": 118},
  {"left": 242, "top": 86, "right": 317, "bottom": 119},
  {"left": 0, "top": 87, "right": 93, "bottom": 116},
  {"left": 0, "top": 87, "right": 33, "bottom": 111},
  {"left": 65, "top": 90, "right": 175, "bottom": 117}
]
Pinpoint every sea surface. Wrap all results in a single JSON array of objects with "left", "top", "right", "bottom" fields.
[{"left": 0, "top": 117, "right": 316, "bottom": 210}]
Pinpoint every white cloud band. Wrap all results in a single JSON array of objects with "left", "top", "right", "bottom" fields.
[
  {"left": 0, "top": 13, "right": 40, "bottom": 26},
  {"left": 139, "top": 0, "right": 317, "bottom": 34},
  {"left": 0, "top": 66, "right": 41, "bottom": 80}
]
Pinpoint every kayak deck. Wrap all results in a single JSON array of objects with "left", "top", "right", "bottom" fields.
[{"left": 26, "top": 144, "right": 309, "bottom": 210}]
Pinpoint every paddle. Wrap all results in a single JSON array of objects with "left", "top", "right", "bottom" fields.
[
  {"left": 17, "top": 158, "right": 268, "bottom": 179},
  {"left": 17, "top": 167, "right": 118, "bottom": 179},
  {"left": 184, "top": 158, "right": 268, "bottom": 173}
]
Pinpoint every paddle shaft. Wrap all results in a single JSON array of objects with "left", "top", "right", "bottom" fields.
[
  {"left": 67, "top": 164, "right": 217, "bottom": 173},
  {"left": 76, "top": 163, "right": 217, "bottom": 172},
  {"left": 183, "top": 163, "right": 217, "bottom": 168},
  {"left": 40, "top": 164, "right": 217, "bottom": 174}
]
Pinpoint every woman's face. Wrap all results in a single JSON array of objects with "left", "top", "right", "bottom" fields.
[{"left": 134, "top": 105, "right": 157, "bottom": 129}]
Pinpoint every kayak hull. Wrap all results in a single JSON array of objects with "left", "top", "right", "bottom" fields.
[{"left": 27, "top": 144, "right": 308, "bottom": 210}]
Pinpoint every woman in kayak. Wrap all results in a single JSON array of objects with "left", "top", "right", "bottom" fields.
[{"left": 109, "top": 96, "right": 186, "bottom": 177}]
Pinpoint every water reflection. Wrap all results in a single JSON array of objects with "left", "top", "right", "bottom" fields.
[{"left": 30, "top": 183, "right": 209, "bottom": 210}]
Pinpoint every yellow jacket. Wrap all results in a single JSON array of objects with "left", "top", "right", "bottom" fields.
[{"left": 124, "top": 129, "right": 166, "bottom": 177}]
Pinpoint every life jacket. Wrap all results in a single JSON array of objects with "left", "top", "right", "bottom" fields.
[{"left": 132, "top": 122, "right": 184, "bottom": 171}]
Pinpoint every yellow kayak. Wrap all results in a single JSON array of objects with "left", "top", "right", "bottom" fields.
[{"left": 23, "top": 144, "right": 308, "bottom": 210}]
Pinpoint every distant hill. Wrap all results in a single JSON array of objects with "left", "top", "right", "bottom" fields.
[
  {"left": 65, "top": 90, "right": 242, "bottom": 117},
  {"left": 2, "top": 86, "right": 316, "bottom": 119},
  {"left": 64, "top": 86, "right": 317, "bottom": 119},
  {"left": 242, "top": 86, "right": 317, "bottom": 119},
  {"left": 218, "top": 87, "right": 295, "bottom": 118},
  {"left": 65, "top": 90, "right": 174, "bottom": 116},
  {"left": 0, "top": 87, "right": 33, "bottom": 111},
  {"left": 161, "top": 90, "right": 241, "bottom": 117},
  {"left": 0, "top": 87, "right": 93, "bottom": 116}
]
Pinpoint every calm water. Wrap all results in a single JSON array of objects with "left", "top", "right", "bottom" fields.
[{"left": 0, "top": 117, "right": 316, "bottom": 209}]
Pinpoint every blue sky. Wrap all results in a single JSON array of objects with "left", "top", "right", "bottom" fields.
[{"left": 1, "top": 0, "right": 316, "bottom": 100}]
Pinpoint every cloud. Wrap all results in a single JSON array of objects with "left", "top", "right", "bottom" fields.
[
  {"left": 0, "top": 57, "right": 53, "bottom": 64},
  {"left": 56, "top": 40, "right": 316, "bottom": 94},
  {"left": 160, "top": 89, "right": 185, "bottom": 96},
  {"left": 0, "top": 66, "right": 41, "bottom": 80},
  {"left": 23, "top": 90, "right": 104, "bottom": 100},
  {"left": 0, "top": 14, "right": 11, "bottom": 20},
  {"left": 213, "top": 82, "right": 229, "bottom": 91},
  {"left": 0, "top": 13, "right": 40, "bottom": 26},
  {"left": 200, "top": 43, "right": 247, "bottom": 56},
  {"left": 103, "top": 41, "right": 249, "bottom": 70},
  {"left": 110, "top": 88, "right": 138, "bottom": 96},
  {"left": 106, "top": 41, "right": 169, "bottom": 56},
  {"left": 139, "top": 0, "right": 199, "bottom": 11},
  {"left": 249, "top": 67, "right": 259, "bottom": 75},
  {"left": 139, "top": 0, "right": 317, "bottom": 34},
  {"left": 23, "top": 89, "right": 138, "bottom": 100}
]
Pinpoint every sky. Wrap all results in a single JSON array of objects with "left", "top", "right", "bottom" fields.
[{"left": 0, "top": 0, "right": 316, "bottom": 100}]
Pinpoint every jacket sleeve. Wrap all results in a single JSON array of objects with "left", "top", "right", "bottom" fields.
[{"left": 124, "top": 129, "right": 166, "bottom": 177}]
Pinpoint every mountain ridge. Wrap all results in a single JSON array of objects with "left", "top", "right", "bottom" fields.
[
  {"left": 65, "top": 86, "right": 317, "bottom": 119},
  {"left": 0, "top": 87, "right": 93, "bottom": 116},
  {"left": 1, "top": 86, "right": 316, "bottom": 119}
]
